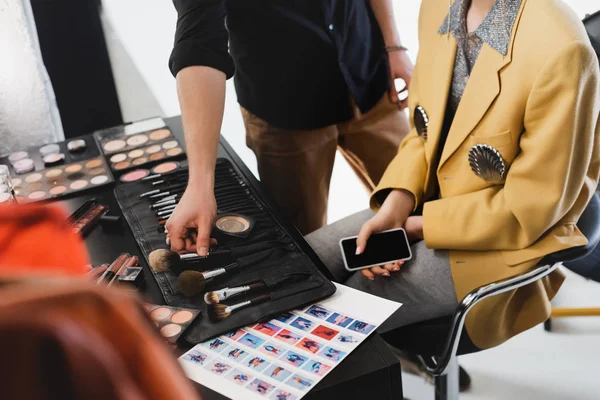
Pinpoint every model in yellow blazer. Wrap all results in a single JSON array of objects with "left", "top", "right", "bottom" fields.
[{"left": 366, "top": 0, "right": 600, "bottom": 349}]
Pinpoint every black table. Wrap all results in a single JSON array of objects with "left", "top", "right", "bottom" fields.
[{"left": 60, "top": 116, "right": 403, "bottom": 399}]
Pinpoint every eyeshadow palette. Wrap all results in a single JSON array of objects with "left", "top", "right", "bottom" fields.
[
  {"left": 11, "top": 157, "right": 114, "bottom": 203},
  {"left": 146, "top": 304, "right": 201, "bottom": 344},
  {"left": 108, "top": 140, "right": 184, "bottom": 172},
  {"left": 94, "top": 117, "right": 178, "bottom": 155}
]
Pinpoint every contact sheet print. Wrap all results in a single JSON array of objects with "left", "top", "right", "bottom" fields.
[{"left": 180, "top": 283, "right": 401, "bottom": 400}]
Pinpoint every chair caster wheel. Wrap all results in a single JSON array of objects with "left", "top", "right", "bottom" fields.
[{"left": 544, "top": 319, "right": 552, "bottom": 332}]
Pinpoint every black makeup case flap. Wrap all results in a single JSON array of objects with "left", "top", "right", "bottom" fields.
[{"left": 115, "top": 158, "right": 336, "bottom": 344}]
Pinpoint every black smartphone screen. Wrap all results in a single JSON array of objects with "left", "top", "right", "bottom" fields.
[{"left": 340, "top": 229, "right": 411, "bottom": 271}]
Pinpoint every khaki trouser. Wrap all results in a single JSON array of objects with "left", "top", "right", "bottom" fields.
[{"left": 242, "top": 96, "right": 410, "bottom": 234}]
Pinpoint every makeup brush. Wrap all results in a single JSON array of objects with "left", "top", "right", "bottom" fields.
[
  {"left": 179, "top": 263, "right": 241, "bottom": 297},
  {"left": 156, "top": 205, "right": 177, "bottom": 216},
  {"left": 204, "top": 280, "right": 266, "bottom": 305},
  {"left": 151, "top": 195, "right": 181, "bottom": 209},
  {"left": 148, "top": 187, "right": 186, "bottom": 200},
  {"left": 148, "top": 249, "right": 202, "bottom": 273},
  {"left": 207, "top": 294, "right": 271, "bottom": 322},
  {"left": 142, "top": 169, "right": 188, "bottom": 182},
  {"left": 151, "top": 174, "right": 188, "bottom": 186},
  {"left": 140, "top": 182, "right": 187, "bottom": 198}
]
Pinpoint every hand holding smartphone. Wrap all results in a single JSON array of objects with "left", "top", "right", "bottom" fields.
[{"left": 339, "top": 228, "right": 412, "bottom": 272}]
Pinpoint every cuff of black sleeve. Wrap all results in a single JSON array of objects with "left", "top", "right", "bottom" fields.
[{"left": 169, "top": 42, "right": 235, "bottom": 79}]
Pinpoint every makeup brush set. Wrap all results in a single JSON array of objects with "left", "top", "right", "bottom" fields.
[
  {"left": 93, "top": 117, "right": 186, "bottom": 184},
  {"left": 115, "top": 158, "right": 335, "bottom": 345},
  {"left": 0, "top": 135, "right": 115, "bottom": 203}
]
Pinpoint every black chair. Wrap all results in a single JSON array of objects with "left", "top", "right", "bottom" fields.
[{"left": 383, "top": 193, "right": 600, "bottom": 400}]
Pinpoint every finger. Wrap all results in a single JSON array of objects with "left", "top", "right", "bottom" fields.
[
  {"left": 370, "top": 266, "right": 390, "bottom": 277},
  {"left": 360, "top": 269, "right": 375, "bottom": 280},
  {"left": 384, "top": 263, "right": 400, "bottom": 273},
  {"left": 356, "top": 220, "right": 375, "bottom": 255},
  {"left": 210, "top": 238, "right": 218, "bottom": 246},
  {"left": 184, "top": 236, "right": 197, "bottom": 253},
  {"left": 84, "top": 264, "right": 93, "bottom": 273},
  {"left": 87, "top": 265, "right": 107, "bottom": 280},
  {"left": 389, "top": 86, "right": 398, "bottom": 104},
  {"left": 166, "top": 219, "right": 186, "bottom": 252},
  {"left": 195, "top": 217, "right": 213, "bottom": 257}
]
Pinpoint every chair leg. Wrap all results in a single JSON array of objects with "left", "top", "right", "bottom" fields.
[{"left": 434, "top": 355, "right": 459, "bottom": 400}]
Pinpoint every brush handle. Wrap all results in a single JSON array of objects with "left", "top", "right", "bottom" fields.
[
  {"left": 213, "top": 281, "right": 266, "bottom": 301},
  {"left": 157, "top": 206, "right": 177, "bottom": 216},
  {"left": 226, "top": 294, "right": 271, "bottom": 313},
  {"left": 152, "top": 197, "right": 179, "bottom": 209},
  {"left": 201, "top": 262, "right": 239, "bottom": 279}
]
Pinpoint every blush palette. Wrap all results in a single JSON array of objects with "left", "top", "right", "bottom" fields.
[{"left": 146, "top": 304, "right": 201, "bottom": 344}]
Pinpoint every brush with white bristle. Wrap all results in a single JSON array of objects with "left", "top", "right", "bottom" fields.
[{"left": 204, "top": 280, "right": 266, "bottom": 305}]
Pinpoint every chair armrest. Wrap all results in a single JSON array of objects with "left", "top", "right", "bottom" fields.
[{"left": 418, "top": 262, "right": 562, "bottom": 376}]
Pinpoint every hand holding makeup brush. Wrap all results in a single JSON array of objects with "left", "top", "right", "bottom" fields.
[{"left": 165, "top": 184, "right": 217, "bottom": 256}]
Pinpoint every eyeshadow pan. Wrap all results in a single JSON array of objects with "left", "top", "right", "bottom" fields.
[
  {"left": 110, "top": 153, "right": 127, "bottom": 163},
  {"left": 8, "top": 151, "right": 28, "bottom": 165},
  {"left": 151, "top": 307, "right": 171, "bottom": 321},
  {"left": 70, "top": 180, "right": 89, "bottom": 190},
  {"left": 28, "top": 191, "right": 47, "bottom": 200},
  {"left": 43, "top": 153, "right": 65, "bottom": 166},
  {"left": 171, "top": 310, "right": 193, "bottom": 324},
  {"left": 91, "top": 175, "right": 109, "bottom": 185},
  {"left": 149, "top": 152, "right": 165, "bottom": 161},
  {"left": 128, "top": 149, "right": 144, "bottom": 159},
  {"left": 45, "top": 169, "right": 63, "bottom": 178},
  {"left": 49, "top": 185, "right": 67, "bottom": 195},
  {"left": 14, "top": 159, "right": 35, "bottom": 174},
  {"left": 132, "top": 157, "right": 148, "bottom": 166},
  {"left": 160, "top": 324, "right": 182, "bottom": 338},
  {"left": 152, "top": 161, "right": 179, "bottom": 174},
  {"left": 149, "top": 129, "right": 171, "bottom": 141},
  {"left": 145, "top": 145, "right": 161, "bottom": 154},
  {"left": 104, "top": 139, "right": 127, "bottom": 152},
  {"left": 25, "top": 173, "right": 43, "bottom": 183},
  {"left": 114, "top": 161, "right": 131, "bottom": 170},
  {"left": 166, "top": 148, "right": 183, "bottom": 157},
  {"left": 162, "top": 140, "right": 178, "bottom": 150},
  {"left": 126, "top": 134, "right": 149, "bottom": 147},
  {"left": 11, "top": 178, "right": 22, "bottom": 187},
  {"left": 26, "top": 182, "right": 43, "bottom": 191},
  {"left": 85, "top": 159, "right": 103, "bottom": 169},
  {"left": 39, "top": 144, "right": 60, "bottom": 156},
  {"left": 65, "top": 164, "right": 83, "bottom": 174},
  {"left": 120, "top": 169, "right": 150, "bottom": 183},
  {"left": 89, "top": 167, "right": 105, "bottom": 176}
]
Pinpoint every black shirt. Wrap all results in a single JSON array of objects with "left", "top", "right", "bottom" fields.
[{"left": 169, "top": 0, "right": 390, "bottom": 130}]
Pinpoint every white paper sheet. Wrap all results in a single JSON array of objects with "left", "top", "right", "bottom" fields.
[{"left": 180, "top": 283, "right": 401, "bottom": 400}]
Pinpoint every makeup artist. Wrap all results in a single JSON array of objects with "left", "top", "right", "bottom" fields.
[
  {"left": 306, "top": 0, "right": 600, "bottom": 351},
  {"left": 166, "top": 0, "right": 412, "bottom": 254}
]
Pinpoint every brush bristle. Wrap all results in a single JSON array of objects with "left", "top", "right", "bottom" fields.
[
  {"left": 207, "top": 303, "right": 231, "bottom": 322},
  {"left": 179, "top": 270, "right": 206, "bottom": 297},
  {"left": 148, "top": 249, "right": 179, "bottom": 272},
  {"left": 204, "top": 291, "right": 220, "bottom": 305}
]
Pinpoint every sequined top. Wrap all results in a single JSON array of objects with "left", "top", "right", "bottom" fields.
[{"left": 438, "top": 0, "right": 522, "bottom": 114}]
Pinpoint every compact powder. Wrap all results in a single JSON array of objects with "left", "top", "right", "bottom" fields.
[
  {"left": 14, "top": 159, "right": 35, "bottom": 174},
  {"left": 11, "top": 178, "right": 22, "bottom": 187},
  {"left": 149, "top": 129, "right": 171, "bottom": 141},
  {"left": 114, "top": 161, "right": 131, "bottom": 170},
  {"left": 45, "top": 169, "right": 62, "bottom": 178},
  {"left": 43, "top": 153, "right": 65, "bottom": 166},
  {"left": 216, "top": 215, "right": 250, "bottom": 233},
  {"left": 120, "top": 169, "right": 150, "bottom": 183},
  {"left": 39, "top": 144, "right": 60, "bottom": 156},
  {"left": 110, "top": 153, "right": 127, "bottom": 163},
  {"left": 152, "top": 161, "right": 179, "bottom": 174},
  {"left": 145, "top": 145, "right": 161, "bottom": 154},
  {"left": 171, "top": 310, "right": 193, "bottom": 324},
  {"left": 132, "top": 157, "right": 148, "bottom": 166},
  {"left": 160, "top": 324, "right": 182, "bottom": 338},
  {"left": 151, "top": 307, "right": 171, "bottom": 321},
  {"left": 85, "top": 159, "right": 103, "bottom": 169},
  {"left": 70, "top": 180, "right": 89, "bottom": 190},
  {"left": 126, "top": 134, "right": 149, "bottom": 147},
  {"left": 49, "top": 185, "right": 67, "bottom": 195},
  {"left": 65, "top": 164, "right": 83, "bottom": 174},
  {"left": 89, "top": 168, "right": 105, "bottom": 176},
  {"left": 91, "top": 175, "right": 109, "bottom": 185},
  {"left": 166, "top": 148, "right": 183, "bottom": 157},
  {"left": 162, "top": 140, "right": 178, "bottom": 150},
  {"left": 104, "top": 139, "right": 127, "bottom": 152},
  {"left": 128, "top": 149, "right": 144, "bottom": 159},
  {"left": 25, "top": 173, "right": 43, "bottom": 183},
  {"left": 149, "top": 152, "right": 165, "bottom": 161},
  {"left": 26, "top": 183, "right": 42, "bottom": 191},
  {"left": 8, "top": 151, "right": 28, "bottom": 164},
  {"left": 67, "top": 139, "right": 87, "bottom": 153},
  {"left": 28, "top": 191, "right": 46, "bottom": 200}
]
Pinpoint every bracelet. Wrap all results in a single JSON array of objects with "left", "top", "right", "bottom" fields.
[{"left": 385, "top": 45, "right": 408, "bottom": 53}]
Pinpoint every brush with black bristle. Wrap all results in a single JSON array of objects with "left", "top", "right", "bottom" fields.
[
  {"left": 148, "top": 249, "right": 202, "bottom": 274},
  {"left": 204, "top": 280, "right": 266, "bottom": 305},
  {"left": 179, "top": 262, "right": 241, "bottom": 297},
  {"left": 208, "top": 294, "right": 272, "bottom": 322}
]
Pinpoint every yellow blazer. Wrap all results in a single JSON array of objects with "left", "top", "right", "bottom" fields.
[{"left": 373, "top": 0, "right": 600, "bottom": 349}]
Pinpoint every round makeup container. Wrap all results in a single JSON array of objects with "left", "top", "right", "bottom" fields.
[
  {"left": 214, "top": 213, "right": 255, "bottom": 238},
  {"left": 149, "top": 129, "right": 171, "bottom": 141},
  {"left": 151, "top": 307, "right": 171, "bottom": 321},
  {"left": 8, "top": 151, "right": 28, "bottom": 165},
  {"left": 120, "top": 169, "right": 150, "bottom": 183},
  {"left": 39, "top": 144, "right": 60, "bottom": 157},
  {"left": 43, "top": 153, "right": 65, "bottom": 166},
  {"left": 126, "top": 134, "right": 149, "bottom": 147},
  {"left": 14, "top": 159, "right": 35, "bottom": 174},
  {"left": 67, "top": 139, "right": 87, "bottom": 153},
  {"left": 110, "top": 153, "right": 127, "bottom": 163},
  {"left": 171, "top": 310, "right": 193, "bottom": 324},
  {"left": 160, "top": 324, "right": 182, "bottom": 339},
  {"left": 104, "top": 139, "right": 127, "bottom": 153}
]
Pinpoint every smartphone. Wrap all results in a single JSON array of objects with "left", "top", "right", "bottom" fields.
[{"left": 339, "top": 228, "right": 412, "bottom": 272}]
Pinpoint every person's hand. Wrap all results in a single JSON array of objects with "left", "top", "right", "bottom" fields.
[
  {"left": 404, "top": 216, "right": 423, "bottom": 242},
  {"left": 165, "top": 184, "right": 216, "bottom": 256},
  {"left": 387, "top": 49, "right": 413, "bottom": 110},
  {"left": 85, "top": 264, "right": 107, "bottom": 281},
  {"left": 356, "top": 190, "right": 416, "bottom": 280}
]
